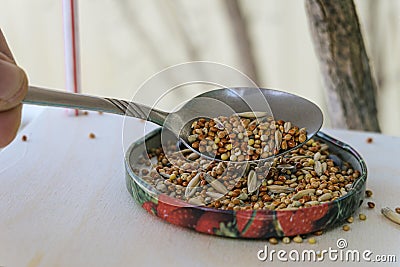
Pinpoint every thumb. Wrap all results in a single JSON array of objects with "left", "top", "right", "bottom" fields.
[
  {"left": 0, "top": 29, "right": 28, "bottom": 111},
  {"left": 0, "top": 55, "right": 27, "bottom": 110}
]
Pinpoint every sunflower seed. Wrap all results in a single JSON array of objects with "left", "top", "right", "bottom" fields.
[
  {"left": 381, "top": 207, "right": 400, "bottom": 225},
  {"left": 244, "top": 162, "right": 251, "bottom": 174},
  {"left": 204, "top": 173, "right": 228, "bottom": 194},
  {"left": 275, "top": 130, "right": 282, "bottom": 150},
  {"left": 281, "top": 207, "right": 299, "bottom": 211},
  {"left": 277, "top": 164, "right": 296, "bottom": 170},
  {"left": 284, "top": 121, "right": 292, "bottom": 133},
  {"left": 206, "top": 191, "right": 224, "bottom": 200},
  {"left": 305, "top": 201, "right": 320, "bottom": 206},
  {"left": 314, "top": 160, "right": 322, "bottom": 176},
  {"left": 321, "top": 162, "right": 327, "bottom": 173},
  {"left": 247, "top": 170, "right": 258, "bottom": 194},
  {"left": 290, "top": 155, "right": 310, "bottom": 161},
  {"left": 188, "top": 196, "right": 205, "bottom": 206},
  {"left": 185, "top": 173, "right": 201, "bottom": 198},
  {"left": 314, "top": 152, "right": 321, "bottom": 161},
  {"left": 237, "top": 111, "right": 269, "bottom": 118},
  {"left": 267, "top": 185, "right": 294, "bottom": 193},
  {"left": 318, "top": 192, "right": 332, "bottom": 202},
  {"left": 320, "top": 144, "right": 329, "bottom": 151},
  {"left": 292, "top": 189, "right": 316, "bottom": 200}
]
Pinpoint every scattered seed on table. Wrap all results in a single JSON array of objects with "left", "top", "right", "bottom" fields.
[
  {"left": 365, "top": 190, "right": 373, "bottom": 198},
  {"left": 342, "top": 225, "right": 350, "bottom": 231},
  {"left": 308, "top": 237, "right": 317, "bottom": 244},
  {"left": 293, "top": 235, "right": 303, "bottom": 243},
  {"left": 83, "top": 111, "right": 89, "bottom": 115},
  {"left": 366, "top": 137, "right": 373, "bottom": 144},
  {"left": 396, "top": 207, "right": 400, "bottom": 214},
  {"left": 367, "top": 202, "right": 375, "bottom": 209},
  {"left": 346, "top": 216, "right": 354, "bottom": 223},
  {"left": 314, "top": 230, "right": 323, "bottom": 236},
  {"left": 21, "top": 135, "right": 28, "bottom": 142},
  {"left": 282, "top": 237, "right": 291, "bottom": 244},
  {"left": 359, "top": 213, "right": 367, "bottom": 220},
  {"left": 381, "top": 207, "right": 400, "bottom": 225},
  {"left": 269, "top": 237, "right": 278, "bottom": 245},
  {"left": 98, "top": 111, "right": 103, "bottom": 115},
  {"left": 89, "top": 133, "right": 96, "bottom": 139}
]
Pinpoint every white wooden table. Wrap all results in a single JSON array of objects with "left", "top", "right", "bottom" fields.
[{"left": 0, "top": 107, "right": 399, "bottom": 267}]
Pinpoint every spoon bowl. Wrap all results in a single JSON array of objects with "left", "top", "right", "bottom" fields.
[
  {"left": 175, "top": 87, "right": 323, "bottom": 162},
  {"left": 24, "top": 86, "right": 323, "bottom": 160}
]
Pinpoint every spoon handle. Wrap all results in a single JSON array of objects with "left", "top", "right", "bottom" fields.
[{"left": 24, "top": 86, "right": 168, "bottom": 125}]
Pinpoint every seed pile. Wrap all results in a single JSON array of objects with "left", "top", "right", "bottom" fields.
[
  {"left": 187, "top": 113, "right": 307, "bottom": 161},
  {"left": 135, "top": 138, "right": 360, "bottom": 211}
]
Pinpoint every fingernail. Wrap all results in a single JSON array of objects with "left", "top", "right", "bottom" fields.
[{"left": 0, "top": 59, "right": 24, "bottom": 101}]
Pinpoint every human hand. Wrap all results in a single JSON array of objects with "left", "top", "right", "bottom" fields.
[{"left": 0, "top": 29, "right": 28, "bottom": 147}]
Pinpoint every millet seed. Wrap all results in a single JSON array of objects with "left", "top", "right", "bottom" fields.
[
  {"left": 282, "top": 237, "right": 291, "bottom": 244},
  {"left": 342, "top": 225, "right": 350, "bottom": 231},
  {"left": 367, "top": 202, "right": 375, "bottom": 209},
  {"left": 366, "top": 137, "right": 373, "bottom": 144},
  {"left": 269, "top": 237, "right": 279, "bottom": 245},
  {"left": 308, "top": 237, "right": 317, "bottom": 245},
  {"left": 89, "top": 133, "right": 96, "bottom": 139},
  {"left": 21, "top": 135, "right": 28, "bottom": 142},
  {"left": 293, "top": 235, "right": 303, "bottom": 243},
  {"left": 314, "top": 230, "right": 323, "bottom": 236},
  {"left": 365, "top": 189, "right": 373, "bottom": 198},
  {"left": 346, "top": 216, "right": 354, "bottom": 223},
  {"left": 359, "top": 213, "right": 367, "bottom": 220}
]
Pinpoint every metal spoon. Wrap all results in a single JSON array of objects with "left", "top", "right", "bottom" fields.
[{"left": 24, "top": 86, "right": 323, "bottom": 157}]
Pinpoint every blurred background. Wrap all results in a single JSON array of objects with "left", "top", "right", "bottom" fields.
[{"left": 1, "top": 0, "right": 399, "bottom": 136}]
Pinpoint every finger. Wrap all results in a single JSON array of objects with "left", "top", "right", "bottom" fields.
[
  {"left": 0, "top": 59, "right": 27, "bottom": 111},
  {"left": 0, "top": 29, "right": 15, "bottom": 62},
  {"left": 0, "top": 104, "right": 22, "bottom": 148}
]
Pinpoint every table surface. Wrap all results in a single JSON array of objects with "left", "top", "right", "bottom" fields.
[{"left": 0, "top": 108, "right": 399, "bottom": 267}]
